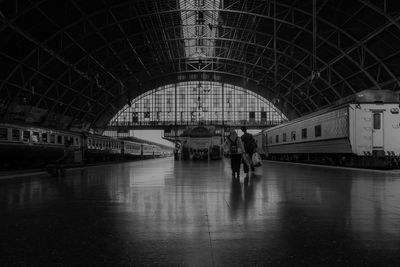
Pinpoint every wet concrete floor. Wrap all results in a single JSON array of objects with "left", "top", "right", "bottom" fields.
[{"left": 1, "top": 158, "right": 400, "bottom": 266}]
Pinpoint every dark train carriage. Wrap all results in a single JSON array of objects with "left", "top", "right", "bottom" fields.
[
  {"left": 86, "top": 134, "right": 122, "bottom": 162},
  {"left": 0, "top": 123, "right": 81, "bottom": 168}
]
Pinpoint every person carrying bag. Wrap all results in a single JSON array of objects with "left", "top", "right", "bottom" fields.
[
  {"left": 240, "top": 126, "right": 257, "bottom": 175},
  {"left": 224, "top": 129, "right": 245, "bottom": 180}
]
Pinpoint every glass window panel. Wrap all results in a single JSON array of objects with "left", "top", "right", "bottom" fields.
[
  {"left": 12, "top": 129, "right": 20, "bottom": 141},
  {"left": 108, "top": 81, "right": 287, "bottom": 126},
  {"left": 0, "top": 128, "right": 8, "bottom": 140},
  {"left": 315, "top": 125, "right": 322, "bottom": 137},
  {"left": 373, "top": 113, "right": 381, "bottom": 130},
  {"left": 42, "top": 133, "right": 48, "bottom": 143},
  {"left": 23, "top": 131, "right": 30, "bottom": 142},
  {"left": 302, "top": 128, "right": 307, "bottom": 139},
  {"left": 32, "top": 132, "right": 39, "bottom": 143},
  {"left": 291, "top": 131, "right": 296, "bottom": 141}
]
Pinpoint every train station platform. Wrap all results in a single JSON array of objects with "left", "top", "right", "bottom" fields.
[{"left": 1, "top": 158, "right": 399, "bottom": 266}]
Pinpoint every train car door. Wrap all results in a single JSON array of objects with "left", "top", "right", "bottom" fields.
[{"left": 372, "top": 111, "right": 384, "bottom": 148}]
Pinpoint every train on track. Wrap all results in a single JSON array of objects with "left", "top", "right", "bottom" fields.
[
  {"left": 0, "top": 123, "right": 172, "bottom": 169},
  {"left": 178, "top": 126, "right": 223, "bottom": 160},
  {"left": 255, "top": 90, "right": 400, "bottom": 168}
]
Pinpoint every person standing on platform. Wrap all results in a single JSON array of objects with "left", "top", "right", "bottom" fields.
[
  {"left": 224, "top": 129, "right": 245, "bottom": 180},
  {"left": 241, "top": 126, "right": 257, "bottom": 177}
]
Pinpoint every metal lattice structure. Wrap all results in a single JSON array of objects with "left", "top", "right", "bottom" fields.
[
  {"left": 107, "top": 81, "right": 287, "bottom": 129},
  {"left": 0, "top": 1, "right": 399, "bottom": 131}
]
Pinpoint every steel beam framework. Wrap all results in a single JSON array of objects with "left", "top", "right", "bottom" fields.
[{"left": 0, "top": 0, "right": 399, "bottom": 130}]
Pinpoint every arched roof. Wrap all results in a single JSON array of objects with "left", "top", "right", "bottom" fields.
[{"left": 0, "top": 0, "right": 399, "bottom": 129}]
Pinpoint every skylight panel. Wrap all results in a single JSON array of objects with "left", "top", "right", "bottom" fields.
[{"left": 179, "top": 0, "right": 220, "bottom": 59}]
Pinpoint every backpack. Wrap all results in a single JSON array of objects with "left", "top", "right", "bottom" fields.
[{"left": 229, "top": 137, "right": 238, "bottom": 154}]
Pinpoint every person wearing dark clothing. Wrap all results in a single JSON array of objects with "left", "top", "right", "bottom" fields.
[
  {"left": 224, "top": 129, "right": 245, "bottom": 180},
  {"left": 48, "top": 139, "right": 73, "bottom": 176},
  {"left": 57, "top": 139, "right": 73, "bottom": 164},
  {"left": 241, "top": 126, "right": 256, "bottom": 175}
]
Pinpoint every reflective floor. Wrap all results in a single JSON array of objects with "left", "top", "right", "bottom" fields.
[{"left": 1, "top": 158, "right": 400, "bottom": 266}]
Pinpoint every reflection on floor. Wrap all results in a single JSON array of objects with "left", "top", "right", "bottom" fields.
[{"left": 1, "top": 158, "right": 399, "bottom": 266}]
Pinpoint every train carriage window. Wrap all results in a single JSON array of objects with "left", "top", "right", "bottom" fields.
[
  {"left": 57, "top": 135, "right": 63, "bottom": 144},
  {"left": 75, "top": 137, "right": 79, "bottom": 146},
  {"left": 23, "top": 131, "right": 30, "bottom": 142},
  {"left": 64, "top": 136, "right": 70, "bottom": 145},
  {"left": 373, "top": 113, "right": 381, "bottom": 129},
  {"left": 283, "top": 133, "right": 287, "bottom": 142},
  {"left": 301, "top": 128, "right": 307, "bottom": 139},
  {"left": 50, "top": 134, "right": 55, "bottom": 144},
  {"left": 12, "top": 129, "right": 20, "bottom": 141},
  {"left": 291, "top": 131, "right": 296, "bottom": 141},
  {"left": 275, "top": 135, "right": 279, "bottom": 143},
  {"left": 0, "top": 128, "right": 8, "bottom": 140},
  {"left": 268, "top": 136, "right": 272, "bottom": 144},
  {"left": 315, "top": 125, "right": 322, "bottom": 137},
  {"left": 32, "top": 132, "right": 39, "bottom": 143},
  {"left": 42, "top": 133, "right": 48, "bottom": 143}
]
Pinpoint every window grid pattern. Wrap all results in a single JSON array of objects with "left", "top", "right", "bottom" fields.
[
  {"left": 179, "top": 0, "right": 219, "bottom": 58},
  {"left": 109, "top": 81, "right": 287, "bottom": 127}
]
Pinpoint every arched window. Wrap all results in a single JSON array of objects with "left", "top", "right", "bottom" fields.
[{"left": 109, "top": 81, "right": 287, "bottom": 127}]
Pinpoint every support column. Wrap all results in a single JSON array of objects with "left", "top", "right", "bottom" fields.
[
  {"left": 174, "top": 83, "right": 177, "bottom": 127},
  {"left": 222, "top": 83, "right": 224, "bottom": 126}
]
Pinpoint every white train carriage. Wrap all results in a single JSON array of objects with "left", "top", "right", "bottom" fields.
[
  {"left": 264, "top": 90, "right": 400, "bottom": 167},
  {"left": 122, "top": 141, "right": 142, "bottom": 158},
  {"left": 86, "top": 135, "right": 121, "bottom": 161},
  {"left": 253, "top": 131, "right": 267, "bottom": 159},
  {"left": 142, "top": 143, "right": 155, "bottom": 158},
  {"left": 153, "top": 146, "right": 162, "bottom": 157}
]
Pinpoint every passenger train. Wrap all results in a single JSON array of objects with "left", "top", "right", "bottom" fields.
[
  {"left": 0, "top": 123, "right": 172, "bottom": 169},
  {"left": 178, "top": 126, "right": 223, "bottom": 160},
  {"left": 255, "top": 90, "right": 400, "bottom": 168}
]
